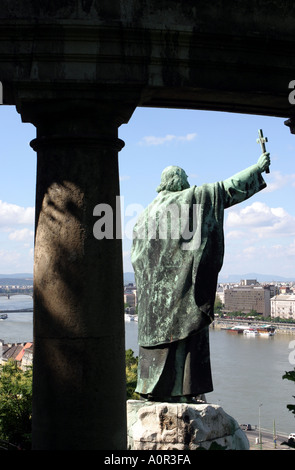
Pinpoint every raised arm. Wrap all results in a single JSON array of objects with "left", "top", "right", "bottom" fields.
[{"left": 222, "top": 152, "right": 270, "bottom": 209}]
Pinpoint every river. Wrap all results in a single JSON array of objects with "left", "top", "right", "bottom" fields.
[
  {"left": 126, "top": 320, "right": 295, "bottom": 436},
  {"left": 1, "top": 296, "right": 295, "bottom": 436},
  {"left": 0, "top": 295, "right": 33, "bottom": 342}
]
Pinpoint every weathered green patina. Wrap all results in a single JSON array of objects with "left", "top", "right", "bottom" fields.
[{"left": 131, "top": 153, "right": 270, "bottom": 400}]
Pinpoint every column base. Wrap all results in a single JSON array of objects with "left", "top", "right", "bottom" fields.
[{"left": 127, "top": 400, "right": 249, "bottom": 450}]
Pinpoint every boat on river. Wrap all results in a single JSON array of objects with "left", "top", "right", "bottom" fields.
[
  {"left": 0, "top": 313, "right": 8, "bottom": 320},
  {"left": 224, "top": 323, "right": 276, "bottom": 337},
  {"left": 224, "top": 325, "right": 245, "bottom": 334},
  {"left": 256, "top": 325, "right": 276, "bottom": 337},
  {"left": 124, "top": 313, "right": 138, "bottom": 322},
  {"left": 243, "top": 328, "right": 259, "bottom": 336}
]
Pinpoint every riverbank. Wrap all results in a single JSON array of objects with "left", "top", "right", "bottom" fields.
[
  {"left": 212, "top": 319, "right": 295, "bottom": 335},
  {"left": 0, "top": 308, "right": 33, "bottom": 313},
  {"left": 245, "top": 428, "right": 294, "bottom": 451}
]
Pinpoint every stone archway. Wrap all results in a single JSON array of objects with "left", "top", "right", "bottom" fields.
[{"left": 0, "top": 1, "right": 294, "bottom": 449}]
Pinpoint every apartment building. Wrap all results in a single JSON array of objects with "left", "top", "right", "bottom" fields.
[
  {"left": 124, "top": 283, "right": 137, "bottom": 308},
  {"left": 224, "top": 286, "right": 271, "bottom": 316},
  {"left": 271, "top": 294, "right": 295, "bottom": 320}
]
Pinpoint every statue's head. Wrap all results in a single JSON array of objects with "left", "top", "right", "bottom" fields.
[{"left": 156, "top": 166, "right": 190, "bottom": 193}]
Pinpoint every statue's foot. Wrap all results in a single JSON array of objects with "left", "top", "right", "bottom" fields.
[
  {"left": 194, "top": 394, "right": 207, "bottom": 404},
  {"left": 176, "top": 395, "right": 206, "bottom": 404},
  {"left": 139, "top": 394, "right": 207, "bottom": 404}
]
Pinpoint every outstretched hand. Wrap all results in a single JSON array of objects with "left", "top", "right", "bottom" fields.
[{"left": 257, "top": 152, "right": 270, "bottom": 173}]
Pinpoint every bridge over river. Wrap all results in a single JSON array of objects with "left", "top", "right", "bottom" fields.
[{"left": 0, "top": 292, "right": 33, "bottom": 299}]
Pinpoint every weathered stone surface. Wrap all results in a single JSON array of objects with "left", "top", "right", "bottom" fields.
[
  {"left": 0, "top": 0, "right": 291, "bottom": 451},
  {"left": 1, "top": 1, "right": 295, "bottom": 116},
  {"left": 25, "top": 99, "right": 135, "bottom": 450},
  {"left": 127, "top": 400, "right": 249, "bottom": 450}
]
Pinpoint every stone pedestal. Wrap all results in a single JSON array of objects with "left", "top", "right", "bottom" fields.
[{"left": 127, "top": 400, "right": 249, "bottom": 450}]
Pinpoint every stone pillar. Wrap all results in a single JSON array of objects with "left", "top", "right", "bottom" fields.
[{"left": 18, "top": 97, "right": 136, "bottom": 450}]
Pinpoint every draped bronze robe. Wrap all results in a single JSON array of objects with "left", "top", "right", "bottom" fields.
[{"left": 131, "top": 164, "right": 266, "bottom": 398}]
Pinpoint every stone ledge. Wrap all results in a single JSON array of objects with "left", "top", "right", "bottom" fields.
[{"left": 127, "top": 400, "right": 249, "bottom": 450}]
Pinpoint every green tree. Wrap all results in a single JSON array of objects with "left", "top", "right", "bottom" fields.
[
  {"left": 126, "top": 349, "right": 139, "bottom": 400},
  {"left": 0, "top": 352, "right": 139, "bottom": 450},
  {"left": 282, "top": 369, "right": 295, "bottom": 417},
  {"left": 214, "top": 296, "right": 222, "bottom": 314},
  {"left": 0, "top": 360, "right": 32, "bottom": 449},
  {"left": 282, "top": 369, "right": 295, "bottom": 448}
]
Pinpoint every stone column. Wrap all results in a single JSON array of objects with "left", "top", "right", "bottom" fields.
[{"left": 18, "top": 97, "right": 136, "bottom": 450}]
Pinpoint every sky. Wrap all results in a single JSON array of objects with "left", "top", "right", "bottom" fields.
[{"left": 0, "top": 105, "right": 295, "bottom": 279}]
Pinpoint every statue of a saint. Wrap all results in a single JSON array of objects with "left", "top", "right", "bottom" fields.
[{"left": 131, "top": 153, "right": 270, "bottom": 402}]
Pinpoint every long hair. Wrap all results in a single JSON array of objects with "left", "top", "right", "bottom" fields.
[{"left": 156, "top": 166, "right": 190, "bottom": 193}]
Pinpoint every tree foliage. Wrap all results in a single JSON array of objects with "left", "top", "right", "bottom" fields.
[
  {"left": 282, "top": 369, "right": 295, "bottom": 416},
  {"left": 214, "top": 296, "right": 222, "bottom": 313},
  {"left": 0, "top": 351, "right": 139, "bottom": 450},
  {"left": 281, "top": 368, "right": 295, "bottom": 448},
  {"left": 0, "top": 360, "right": 32, "bottom": 449},
  {"left": 126, "top": 349, "right": 139, "bottom": 400}
]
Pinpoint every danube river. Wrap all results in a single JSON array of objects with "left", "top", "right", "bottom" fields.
[
  {"left": 126, "top": 320, "right": 295, "bottom": 437},
  {"left": 0, "top": 295, "right": 33, "bottom": 342},
  {"left": 1, "top": 296, "right": 295, "bottom": 437}
]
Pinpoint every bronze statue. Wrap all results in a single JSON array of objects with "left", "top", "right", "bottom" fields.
[{"left": 131, "top": 152, "right": 270, "bottom": 402}]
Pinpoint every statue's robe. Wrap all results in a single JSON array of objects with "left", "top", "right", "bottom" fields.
[{"left": 131, "top": 164, "right": 266, "bottom": 399}]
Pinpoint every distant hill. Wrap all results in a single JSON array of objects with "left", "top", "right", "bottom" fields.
[
  {"left": 2, "top": 271, "right": 291, "bottom": 287},
  {"left": 0, "top": 274, "right": 33, "bottom": 286},
  {"left": 124, "top": 272, "right": 135, "bottom": 284},
  {"left": 218, "top": 273, "right": 295, "bottom": 283},
  {"left": 0, "top": 272, "right": 136, "bottom": 286},
  {"left": 124, "top": 271, "right": 294, "bottom": 284},
  {"left": 0, "top": 273, "right": 33, "bottom": 279}
]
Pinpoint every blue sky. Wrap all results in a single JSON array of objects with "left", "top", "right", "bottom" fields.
[{"left": 1, "top": 105, "right": 295, "bottom": 279}]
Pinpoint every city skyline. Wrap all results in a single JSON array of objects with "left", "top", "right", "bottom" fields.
[{"left": 0, "top": 105, "right": 295, "bottom": 278}]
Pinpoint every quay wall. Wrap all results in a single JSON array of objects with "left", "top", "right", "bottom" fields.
[{"left": 212, "top": 319, "right": 295, "bottom": 335}]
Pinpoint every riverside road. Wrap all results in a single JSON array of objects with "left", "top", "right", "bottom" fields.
[{"left": 245, "top": 429, "right": 295, "bottom": 450}]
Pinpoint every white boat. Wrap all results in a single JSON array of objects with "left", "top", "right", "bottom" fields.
[
  {"left": 124, "top": 313, "right": 138, "bottom": 322},
  {"left": 257, "top": 325, "right": 276, "bottom": 337},
  {"left": 243, "top": 328, "right": 259, "bottom": 336},
  {"left": 259, "top": 330, "right": 275, "bottom": 337},
  {"left": 0, "top": 313, "right": 8, "bottom": 320}
]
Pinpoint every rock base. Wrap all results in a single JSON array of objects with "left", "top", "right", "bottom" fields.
[{"left": 127, "top": 400, "right": 249, "bottom": 450}]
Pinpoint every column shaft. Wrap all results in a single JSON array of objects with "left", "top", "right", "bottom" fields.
[{"left": 26, "top": 101, "right": 131, "bottom": 449}]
